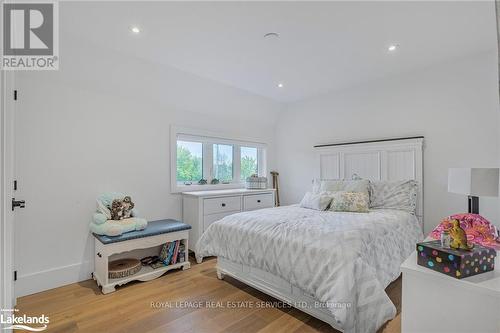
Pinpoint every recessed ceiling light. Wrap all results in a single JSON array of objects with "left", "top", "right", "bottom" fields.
[
  {"left": 277, "top": 83, "right": 284, "bottom": 88},
  {"left": 264, "top": 32, "right": 279, "bottom": 39},
  {"left": 388, "top": 44, "right": 399, "bottom": 52},
  {"left": 131, "top": 26, "right": 140, "bottom": 34}
]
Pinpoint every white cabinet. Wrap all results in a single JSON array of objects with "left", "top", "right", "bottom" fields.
[
  {"left": 401, "top": 251, "right": 500, "bottom": 333},
  {"left": 182, "top": 188, "right": 275, "bottom": 260}
]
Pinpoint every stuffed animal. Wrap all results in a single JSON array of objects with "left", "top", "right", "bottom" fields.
[
  {"left": 90, "top": 192, "right": 147, "bottom": 236},
  {"left": 110, "top": 196, "right": 135, "bottom": 220},
  {"left": 122, "top": 196, "right": 134, "bottom": 218}
]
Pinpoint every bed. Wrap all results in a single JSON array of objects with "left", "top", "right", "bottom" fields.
[{"left": 195, "top": 137, "right": 424, "bottom": 333}]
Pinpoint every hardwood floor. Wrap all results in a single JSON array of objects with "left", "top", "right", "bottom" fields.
[{"left": 16, "top": 257, "right": 401, "bottom": 333}]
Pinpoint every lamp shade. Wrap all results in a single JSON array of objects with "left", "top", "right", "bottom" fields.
[{"left": 448, "top": 168, "right": 499, "bottom": 197}]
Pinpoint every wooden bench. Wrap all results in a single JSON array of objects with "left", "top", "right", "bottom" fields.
[{"left": 92, "top": 219, "right": 191, "bottom": 294}]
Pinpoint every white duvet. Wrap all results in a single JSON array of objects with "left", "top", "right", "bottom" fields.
[{"left": 196, "top": 206, "right": 423, "bottom": 333}]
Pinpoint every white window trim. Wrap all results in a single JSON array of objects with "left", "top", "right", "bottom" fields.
[{"left": 171, "top": 125, "right": 267, "bottom": 193}]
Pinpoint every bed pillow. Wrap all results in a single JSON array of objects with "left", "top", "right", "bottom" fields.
[
  {"left": 369, "top": 180, "right": 418, "bottom": 213},
  {"left": 299, "top": 192, "right": 332, "bottom": 211},
  {"left": 312, "top": 179, "right": 369, "bottom": 196},
  {"left": 328, "top": 191, "right": 369, "bottom": 213}
]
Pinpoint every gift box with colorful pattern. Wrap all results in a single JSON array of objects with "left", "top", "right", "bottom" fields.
[{"left": 416, "top": 240, "right": 496, "bottom": 279}]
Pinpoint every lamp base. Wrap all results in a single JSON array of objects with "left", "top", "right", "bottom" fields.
[{"left": 468, "top": 196, "right": 479, "bottom": 214}]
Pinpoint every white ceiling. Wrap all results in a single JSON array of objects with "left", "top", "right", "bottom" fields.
[{"left": 62, "top": 1, "right": 497, "bottom": 103}]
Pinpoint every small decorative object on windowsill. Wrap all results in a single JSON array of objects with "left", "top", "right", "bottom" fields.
[
  {"left": 210, "top": 178, "right": 219, "bottom": 185},
  {"left": 198, "top": 179, "right": 207, "bottom": 185},
  {"left": 245, "top": 174, "right": 267, "bottom": 189}
]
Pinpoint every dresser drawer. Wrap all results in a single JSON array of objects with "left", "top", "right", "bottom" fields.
[
  {"left": 203, "top": 196, "right": 241, "bottom": 215},
  {"left": 203, "top": 211, "right": 237, "bottom": 231},
  {"left": 243, "top": 193, "right": 274, "bottom": 211}
]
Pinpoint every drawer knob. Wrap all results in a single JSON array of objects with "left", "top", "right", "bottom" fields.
[
  {"left": 257, "top": 200, "right": 261, "bottom": 203},
  {"left": 221, "top": 203, "right": 226, "bottom": 207}
]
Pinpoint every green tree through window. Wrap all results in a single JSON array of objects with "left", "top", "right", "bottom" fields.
[
  {"left": 176, "top": 139, "right": 261, "bottom": 186},
  {"left": 176, "top": 141, "right": 202, "bottom": 182},
  {"left": 241, "top": 147, "right": 258, "bottom": 180},
  {"left": 213, "top": 144, "right": 233, "bottom": 182}
]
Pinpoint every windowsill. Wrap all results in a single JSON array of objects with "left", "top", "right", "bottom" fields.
[{"left": 172, "top": 182, "right": 246, "bottom": 194}]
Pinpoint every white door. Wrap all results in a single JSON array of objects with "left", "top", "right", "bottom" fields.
[{"left": 1, "top": 71, "right": 18, "bottom": 312}]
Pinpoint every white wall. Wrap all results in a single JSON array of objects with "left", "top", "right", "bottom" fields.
[
  {"left": 13, "top": 37, "right": 282, "bottom": 297},
  {"left": 275, "top": 51, "right": 500, "bottom": 234}
]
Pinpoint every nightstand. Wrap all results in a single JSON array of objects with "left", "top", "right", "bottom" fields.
[{"left": 401, "top": 250, "right": 500, "bottom": 332}]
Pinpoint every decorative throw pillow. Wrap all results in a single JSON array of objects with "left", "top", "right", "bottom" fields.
[
  {"left": 299, "top": 192, "right": 332, "bottom": 211},
  {"left": 312, "top": 179, "right": 370, "bottom": 197},
  {"left": 328, "top": 191, "right": 369, "bottom": 213},
  {"left": 369, "top": 180, "right": 418, "bottom": 213}
]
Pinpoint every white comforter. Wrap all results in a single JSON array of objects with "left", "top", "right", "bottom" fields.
[{"left": 196, "top": 206, "right": 423, "bottom": 333}]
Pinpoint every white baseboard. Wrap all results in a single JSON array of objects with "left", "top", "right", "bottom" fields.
[{"left": 15, "top": 261, "right": 92, "bottom": 298}]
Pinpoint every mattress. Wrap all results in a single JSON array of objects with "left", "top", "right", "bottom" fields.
[{"left": 196, "top": 205, "right": 423, "bottom": 333}]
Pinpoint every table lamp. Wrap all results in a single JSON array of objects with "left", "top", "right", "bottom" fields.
[{"left": 448, "top": 168, "right": 499, "bottom": 214}]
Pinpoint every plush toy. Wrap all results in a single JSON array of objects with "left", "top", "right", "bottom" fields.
[
  {"left": 90, "top": 192, "right": 147, "bottom": 237},
  {"left": 111, "top": 196, "right": 135, "bottom": 220}
]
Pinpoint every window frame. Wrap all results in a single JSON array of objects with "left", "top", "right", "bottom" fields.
[{"left": 171, "top": 126, "right": 267, "bottom": 193}]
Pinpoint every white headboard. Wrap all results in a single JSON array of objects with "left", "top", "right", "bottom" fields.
[{"left": 314, "top": 137, "right": 424, "bottom": 225}]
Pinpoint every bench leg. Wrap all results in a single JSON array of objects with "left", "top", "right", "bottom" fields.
[{"left": 102, "top": 285, "right": 116, "bottom": 294}]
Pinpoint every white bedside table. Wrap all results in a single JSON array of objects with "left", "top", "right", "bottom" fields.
[{"left": 401, "top": 250, "right": 500, "bottom": 333}]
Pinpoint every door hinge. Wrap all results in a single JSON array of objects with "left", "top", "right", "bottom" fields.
[
  {"left": 14, "top": 90, "right": 17, "bottom": 101},
  {"left": 12, "top": 198, "right": 26, "bottom": 211},
  {"left": 14, "top": 271, "right": 17, "bottom": 281},
  {"left": 13, "top": 180, "right": 17, "bottom": 191}
]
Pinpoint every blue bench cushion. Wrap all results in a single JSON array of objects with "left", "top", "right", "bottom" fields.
[{"left": 93, "top": 219, "right": 191, "bottom": 244}]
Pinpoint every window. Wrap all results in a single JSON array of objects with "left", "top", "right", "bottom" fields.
[
  {"left": 213, "top": 144, "right": 233, "bottom": 182},
  {"left": 171, "top": 127, "right": 266, "bottom": 192},
  {"left": 176, "top": 141, "right": 203, "bottom": 184},
  {"left": 240, "top": 146, "right": 258, "bottom": 181}
]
